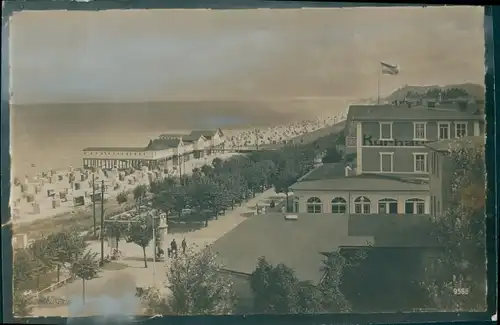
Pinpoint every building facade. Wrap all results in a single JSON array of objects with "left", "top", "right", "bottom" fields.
[
  {"left": 425, "top": 136, "right": 485, "bottom": 216},
  {"left": 352, "top": 103, "right": 484, "bottom": 176},
  {"left": 290, "top": 176, "right": 430, "bottom": 215},
  {"left": 290, "top": 101, "right": 484, "bottom": 216},
  {"left": 82, "top": 129, "right": 225, "bottom": 170}
]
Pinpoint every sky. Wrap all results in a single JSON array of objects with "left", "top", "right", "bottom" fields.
[{"left": 9, "top": 6, "right": 485, "bottom": 104}]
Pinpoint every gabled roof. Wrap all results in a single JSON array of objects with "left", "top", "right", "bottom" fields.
[
  {"left": 189, "top": 128, "right": 224, "bottom": 139},
  {"left": 290, "top": 174, "right": 429, "bottom": 192},
  {"left": 181, "top": 134, "right": 207, "bottom": 143},
  {"left": 424, "top": 136, "right": 485, "bottom": 152},
  {"left": 146, "top": 138, "right": 182, "bottom": 150}
]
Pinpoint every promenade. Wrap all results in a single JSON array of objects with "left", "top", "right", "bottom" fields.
[{"left": 32, "top": 187, "right": 281, "bottom": 317}]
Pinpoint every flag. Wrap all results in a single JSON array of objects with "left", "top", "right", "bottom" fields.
[{"left": 381, "top": 62, "right": 399, "bottom": 75}]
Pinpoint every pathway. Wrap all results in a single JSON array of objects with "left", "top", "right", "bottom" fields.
[{"left": 32, "top": 187, "right": 278, "bottom": 316}]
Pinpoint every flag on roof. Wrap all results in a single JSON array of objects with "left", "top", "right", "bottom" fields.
[{"left": 381, "top": 62, "right": 399, "bottom": 75}]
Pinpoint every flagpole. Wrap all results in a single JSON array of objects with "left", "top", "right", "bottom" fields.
[{"left": 377, "top": 63, "right": 381, "bottom": 104}]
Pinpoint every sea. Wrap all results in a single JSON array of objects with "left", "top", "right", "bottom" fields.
[{"left": 10, "top": 100, "right": 348, "bottom": 177}]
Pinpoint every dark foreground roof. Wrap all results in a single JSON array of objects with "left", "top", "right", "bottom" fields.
[
  {"left": 211, "top": 213, "right": 371, "bottom": 284},
  {"left": 348, "top": 214, "right": 438, "bottom": 247},
  {"left": 211, "top": 213, "right": 437, "bottom": 283},
  {"left": 424, "top": 136, "right": 485, "bottom": 152},
  {"left": 290, "top": 174, "right": 429, "bottom": 192}
]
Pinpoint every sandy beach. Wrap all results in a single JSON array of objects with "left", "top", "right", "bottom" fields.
[{"left": 11, "top": 113, "right": 346, "bottom": 225}]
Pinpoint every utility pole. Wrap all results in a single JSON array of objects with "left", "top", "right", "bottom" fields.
[
  {"left": 100, "top": 179, "right": 105, "bottom": 265},
  {"left": 178, "top": 156, "right": 182, "bottom": 184},
  {"left": 92, "top": 173, "right": 96, "bottom": 236},
  {"left": 255, "top": 129, "right": 259, "bottom": 151},
  {"left": 152, "top": 214, "right": 156, "bottom": 287}
]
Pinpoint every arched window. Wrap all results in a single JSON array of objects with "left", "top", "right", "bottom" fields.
[
  {"left": 306, "top": 197, "right": 322, "bottom": 214},
  {"left": 405, "top": 198, "right": 426, "bottom": 214},
  {"left": 331, "top": 197, "right": 347, "bottom": 214},
  {"left": 378, "top": 198, "right": 398, "bottom": 214},
  {"left": 354, "top": 196, "right": 371, "bottom": 214}
]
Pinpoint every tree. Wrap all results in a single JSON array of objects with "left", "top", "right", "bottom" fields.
[
  {"left": 212, "top": 158, "right": 223, "bottom": 173},
  {"left": 318, "top": 252, "right": 355, "bottom": 312},
  {"left": 13, "top": 290, "right": 34, "bottom": 317},
  {"left": 133, "top": 184, "right": 148, "bottom": 207},
  {"left": 322, "top": 147, "right": 342, "bottom": 163},
  {"left": 140, "top": 246, "right": 235, "bottom": 315},
  {"left": 13, "top": 248, "right": 38, "bottom": 291},
  {"left": 136, "top": 286, "right": 169, "bottom": 315},
  {"left": 200, "top": 164, "right": 214, "bottom": 177},
  {"left": 271, "top": 166, "right": 299, "bottom": 212},
  {"left": 104, "top": 216, "right": 129, "bottom": 252},
  {"left": 421, "top": 144, "right": 486, "bottom": 311},
  {"left": 46, "top": 231, "right": 87, "bottom": 282},
  {"left": 27, "top": 237, "right": 55, "bottom": 290},
  {"left": 116, "top": 191, "right": 128, "bottom": 205},
  {"left": 69, "top": 250, "right": 100, "bottom": 304},
  {"left": 125, "top": 214, "right": 156, "bottom": 268},
  {"left": 250, "top": 257, "right": 323, "bottom": 314},
  {"left": 425, "top": 88, "right": 441, "bottom": 99}
]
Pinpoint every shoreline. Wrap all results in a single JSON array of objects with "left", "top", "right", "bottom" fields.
[
  {"left": 12, "top": 113, "right": 346, "bottom": 179},
  {"left": 11, "top": 115, "right": 346, "bottom": 228}
]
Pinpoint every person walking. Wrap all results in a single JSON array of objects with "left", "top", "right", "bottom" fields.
[
  {"left": 182, "top": 238, "right": 187, "bottom": 254},
  {"left": 170, "top": 239, "right": 178, "bottom": 258}
]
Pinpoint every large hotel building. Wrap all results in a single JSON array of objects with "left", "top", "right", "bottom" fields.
[{"left": 290, "top": 99, "right": 485, "bottom": 215}]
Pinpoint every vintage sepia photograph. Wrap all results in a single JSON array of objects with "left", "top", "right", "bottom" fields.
[{"left": 8, "top": 6, "right": 487, "bottom": 317}]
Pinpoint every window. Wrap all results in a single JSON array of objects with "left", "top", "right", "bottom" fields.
[
  {"left": 455, "top": 122, "right": 468, "bottom": 138},
  {"left": 380, "top": 152, "right": 394, "bottom": 172},
  {"left": 306, "top": 197, "right": 322, "bottom": 213},
  {"left": 331, "top": 197, "right": 347, "bottom": 214},
  {"left": 378, "top": 198, "right": 398, "bottom": 214},
  {"left": 413, "top": 122, "right": 427, "bottom": 140},
  {"left": 438, "top": 122, "right": 450, "bottom": 140},
  {"left": 405, "top": 198, "right": 426, "bottom": 214},
  {"left": 354, "top": 196, "right": 371, "bottom": 214},
  {"left": 413, "top": 153, "right": 428, "bottom": 172},
  {"left": 379, "top": 122, "right": 393, "bottom": 140}
]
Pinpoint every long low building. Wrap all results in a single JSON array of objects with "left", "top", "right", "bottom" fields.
[{"left": 82, "top": 129, "right": 225, "bottom": 170}]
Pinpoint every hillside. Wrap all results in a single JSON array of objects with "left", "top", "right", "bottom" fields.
[{"left": 386, "top": 83, "right": 484, "bottom": 101}]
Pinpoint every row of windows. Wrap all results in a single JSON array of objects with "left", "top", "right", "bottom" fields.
[
  {"left": 378, "top": 152, "right": 428, "bottom": 173},
  {"left": 84, "top": 151, "right": 148, "bottom": 157},
  {"left": 379, "top": 121, "right": 469, "bottom": 141},
  {"left": 305, "top": 197, "right": 425, "bottom": 214}
]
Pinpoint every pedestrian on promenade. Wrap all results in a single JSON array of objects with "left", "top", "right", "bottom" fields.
[
  {"left": 182, "top": 238, "right": 187, "bottom": 254},
  {"left": 171, "top": 238, "right": 178, "bottom": 258}
]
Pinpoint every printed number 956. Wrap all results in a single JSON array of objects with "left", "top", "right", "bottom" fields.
[{"left": 453, "top": 288, "right": 470, "bottom": 295}]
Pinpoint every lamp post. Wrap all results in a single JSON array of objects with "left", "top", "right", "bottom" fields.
[{"left": 150, "top": 209, "right": 167, "bottom": 288}]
